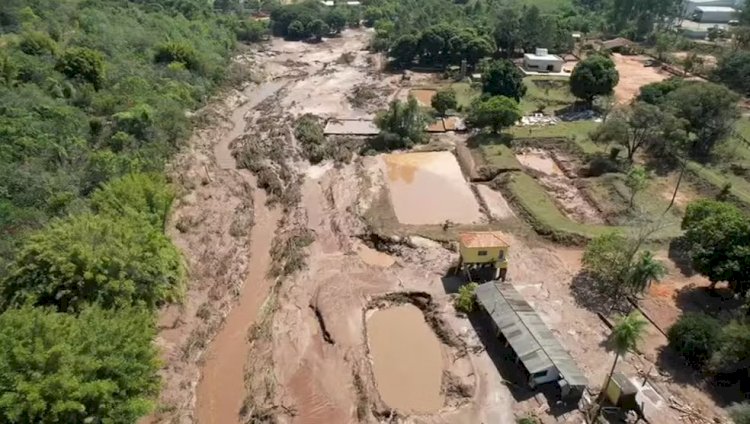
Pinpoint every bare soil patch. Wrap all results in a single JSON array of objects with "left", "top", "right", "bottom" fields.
[
  {"left": 410, "top": 88, "right": 437, "bottom": 107},
  {"left": 612, "top": 53, "right": 671, "bottom": 104}
]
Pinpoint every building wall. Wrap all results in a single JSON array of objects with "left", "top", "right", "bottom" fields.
[
  {"left": 459, "top": 244, "right": 508, "bottom": 265},
  {"left": 524, "top": 58, "right": 563, "bottom": 72},
  {"left": 529, "top": 366, "right": 560, "bottom": 387},
  {"left": 683, "top": 0, "right": 736, "bottom": 16}
]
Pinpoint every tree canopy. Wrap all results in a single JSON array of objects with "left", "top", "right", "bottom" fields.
[
  {"left": 682, "top": 200, "right": 750, "bottom": 295},
  {"left": 569, "top": 54, "right": 619, "bottom": 105},
  {"left": 481, "top": 59, "right": 527, "bottom": 101},
  {"left": 0, "top": 306, "right": 159, "bottom": 423},
  {"left": 1, "top": 213, "right": 185, "bottom": 312},
  {"left": 374, "top": 96, "right": 430, "bottom": 149},
  {"left": 431, "top": 88, "right": 457, "bottom": 116},
  {"left": 467, "top": 96, "right": 521, "bottom": 133}
]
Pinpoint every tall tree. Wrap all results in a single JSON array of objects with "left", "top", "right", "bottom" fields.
[
  {"left": 681, "top": 199, "right": 750, "bottom": 295},
  {"left": 375, "top": 95, "right": 429, "bottom": 149},
  {"left": 431, "top": 88, "right": 457, "bottom": 116},
  {"left": 467, "top": 96, "right": 521, "bottom": 133},
  {"left": 570, "top": 54, "right": 619, "bottom": 106},
  {"left": 593, "top": 311, "right": 648, "bottom": 421},
  {"left": 389, "top": 34, "right": 418, "bottom": 67},
  {"left": 481, "top": 59, "right": 527, "bottom": 101},
  {"left": 582, "top": 231, "right": 665, "bottom": 300},
  {"left": 713, "top": 51, "right": 750, "bottom": 96},
  {"left": 664, "top": 82, "right": 740, "bottom": 158},
  {"left": 591, "top": 102, "right": 673, "bottom": 161}
]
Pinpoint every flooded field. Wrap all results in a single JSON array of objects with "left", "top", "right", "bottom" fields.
[
  {"left": 384, "top": 151, "right": 482, "bottom": 225},
  {"left": 367, "top": 303, "right": 445, "bottom": 414}
]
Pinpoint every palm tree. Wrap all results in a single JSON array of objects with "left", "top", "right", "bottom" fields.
[
  {"left": 592, "top": 311, "right": 648, "bottom": 422},
  {"left": 626, "top": 251, "right": 667, "bottom": 295}
]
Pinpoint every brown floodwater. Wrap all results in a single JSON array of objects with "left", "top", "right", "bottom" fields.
[
  {"left": 367, "top": 304, "right": 445, "bottom": 414},
  {"left": 384, "top": 152, "right": 482, "bottom": 225}
]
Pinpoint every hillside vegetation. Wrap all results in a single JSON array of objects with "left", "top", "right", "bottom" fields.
[{"left": 0, "top": 0, "right": 261, "bottom": 421}]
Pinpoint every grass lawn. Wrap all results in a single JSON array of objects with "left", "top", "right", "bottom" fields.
[
  {"left": 504, "top": 172, "right": 681, "bottom": 243},
  {"left": 519, "top": 76, "right": 575, "bottom": 114},
  {"left": 504, "top": 172, "right": 619, "bottom": 242},
  {"left": 451, "top": 82, "right": 480, "bottom": 110},
  {"left": 510, "top": 121, "right": 599, "bottom": 148},
  {"left": 481, "top": 144, "right": 523, "bottom": 170}
]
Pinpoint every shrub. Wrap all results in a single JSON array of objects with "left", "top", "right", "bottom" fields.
[
  {"left": 91, "top": 173, "right": 175, "bottom": 229},
  {"left": 56, "top": 47, "right": 105, "bottom": 89},
  {"left": 295, "top": 114, "right": 326, "bottom": 163},
  {"left": 667, "top": 313, "right": 721, "bottom": 368},
  {"left": 728, "top": 402, "right": 750, "bottom": 424},
  {"left": 154, "top": 41, "right": 200, "bottom": 72},
  {"left": 455, "top": 282, "right": 479, "bottom": 313},
  {"left": 18, "top": 30, "right": 57, "bottom": 55}
]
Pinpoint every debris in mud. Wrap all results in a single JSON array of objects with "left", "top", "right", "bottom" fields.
[
  {"left": 441, "top": 370, "right": 474, "bottom": 402},
  {"left": 348, "top": 82, "right": 381, "bottom": 110},
  {"left": 309, "top": 304, "right": 335, "bottom": 345},
  {"left": 269, "top": 225, "right": 315, "bottom": 277}
]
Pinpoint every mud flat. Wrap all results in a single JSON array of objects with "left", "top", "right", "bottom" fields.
[
  {"left": 367, "top": 303, "right": 445, "bottom": 414},
  {"left": 384, "top": 151, "right": 482, "bottom": 225}
]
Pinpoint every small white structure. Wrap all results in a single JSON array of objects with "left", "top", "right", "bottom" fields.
[
  {"left": 683, "top": 0, "right": 742, "bottom": 16},
  {"left": 692, "top": 5, "right": 738, "bottom": 22},
  {"left": 523, "top": 48, "right": 564, "bottom": 73}
]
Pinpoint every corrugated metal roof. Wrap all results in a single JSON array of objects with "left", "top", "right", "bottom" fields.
[
  {"left": 475, "top": 282, "right": 588, "bottom": 388},
  {"left": 459, "top": 231, "right": 509, "bottom": 248},
  {"left": 323, "top": 119, "right": 379, "bottom": 135}
]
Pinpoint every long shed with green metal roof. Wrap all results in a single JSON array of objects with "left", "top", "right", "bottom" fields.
[{"left": 475, "top": 281, "right": 588, "bottom": 399}]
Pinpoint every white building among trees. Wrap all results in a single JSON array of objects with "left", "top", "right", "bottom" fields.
[{"left": 523, "top": 48, "right": 564, "bottom": 73}]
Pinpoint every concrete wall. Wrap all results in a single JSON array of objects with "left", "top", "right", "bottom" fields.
[
  {"left": 459, "top": 245, "right": 508, "bottom": 265},
  {"left": 524, "top": 58, "right": 563, "bottom": 73}
]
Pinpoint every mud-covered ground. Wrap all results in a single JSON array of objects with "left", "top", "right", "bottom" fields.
[{"left": 148, "top": 29, "right": 729, "bottom": 424}]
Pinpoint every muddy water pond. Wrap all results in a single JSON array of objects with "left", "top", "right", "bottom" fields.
[
  {"left": 367, "top": 303, "right": 445, "bottom": 414},
  {"left": 384, "top": 152, "right": 482, "bottom": 225}
]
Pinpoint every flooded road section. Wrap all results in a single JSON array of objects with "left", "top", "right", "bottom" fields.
[
  {"left": 367, "top": 304, "right": 445, "bottom": 414},
  {"left": 384, "top": 152, "right": 482, "bottom": 225}
]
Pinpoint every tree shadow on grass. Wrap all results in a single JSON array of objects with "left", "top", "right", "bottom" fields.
[
  {"left": 668, "top": 235, "right": 695, "bottom": 277},
  {"left": 466, "top": 132, "right": 513, "bottom": 148},
  {"left": 570, "top": 271, "right": 631, "bottom": 315}
]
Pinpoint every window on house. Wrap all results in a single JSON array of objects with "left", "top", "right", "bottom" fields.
[
  {"left": 498, "top": 250, "right": 505, "bottom": 260},
  {"left": 532, "top": 370, "right": 548, "bottom": 378},
  {"left": 477, "top": 250, "right": 488, "bottom": 256}
]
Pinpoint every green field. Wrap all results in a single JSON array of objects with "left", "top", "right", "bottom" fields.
[{"left": 519, "top": 76, "right": 575, "bottom": 114}]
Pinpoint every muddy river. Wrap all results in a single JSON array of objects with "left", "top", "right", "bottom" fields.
[
  {"left": 367, "top": 303, "right": 445, "bottom": 414},
  {"left": 384, "top": 152, "right": 482, "bottom": 225}
]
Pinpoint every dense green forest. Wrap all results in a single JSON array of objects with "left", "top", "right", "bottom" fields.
[{"left": 0, "top": 0, "right": 265, "bottom": 421}]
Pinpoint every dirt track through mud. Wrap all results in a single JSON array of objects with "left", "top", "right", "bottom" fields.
[{"left": 195, "top": 185, "right": 280, "bottom": 424}]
